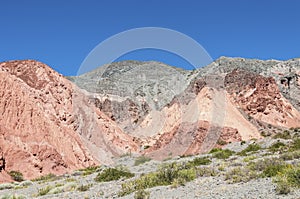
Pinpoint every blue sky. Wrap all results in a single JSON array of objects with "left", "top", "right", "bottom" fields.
[{"left": 1, "top": 0, "right": 300, "bottom": 75}]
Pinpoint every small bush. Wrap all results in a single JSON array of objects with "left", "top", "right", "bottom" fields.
[
  {"left": 77, "top": 184, "right": 93, "bottom": 192},
  {"left": 134, "top": 189, "right": 150, "bottom": 199},
  {"left": 37, "top": 185, "right": 52, "bottom": 196},
  {"left": 290, "top": 138, "right": 300, "bottom": 151},
  {"left": 248, "top": 158, "right": 285, "bottom": 174},
  {"left": 119, "top": 162, "right": 198, "bottom": 196},
  {"left": 268, "top": 141, "right": 286, "bottom": 152},
  {"left": 260, "top": 131, "right": 270, "bottom": 137},
  {"left": 274, "top": 164, "right": 300, "bottom": 194},
  {"left": 48, "top": 187, "right": 64, "bottom": 195},
  {"left": 237, "top": 143, "right": 261, "bottom": 156},
  {"left": 134, "top": 156, "right": 152, "bottom": 166},
  {"left": 33, "top": 173, "right": 57, "bottom": 182},
  {"left": 196, "top": 167, "right": 217, "bottom": 177},
  {"left": 209, "top": 148, "right": 222, "bottom": 153},
  {"left": 261, "top": 164, "right": 287, "bottom": 178},
  {"left": 212, "top": 149, "right": 235, "bottom": 159},
  {"left": 280, "top": 150, "right": 300, "bottom": 161},
  {"left": 8, "top": 171, "right": 24, "bottom": 182},
  {"left": 273, "top": 130, "right": 292, "bottom": 140},
  {"left": 225, "top": 167, "right": 257, "bottom": 183},
  {"left": 0, "top": 183, "right": 14, "bottom": 190},
  {"left": 79, "top": 166, "right": 100, "bottom": 176},
  {"left": 94, "top": 168, "right": 134, "bottom": 182},
  {"left": 217, "top": 139, "right": 227, "bottom": 146},
  {"left": 243, "top": 156, "right": 256, "bottom": 163},
  {"left": 187, "top": 157, "right": 211, "bottom": 167}
]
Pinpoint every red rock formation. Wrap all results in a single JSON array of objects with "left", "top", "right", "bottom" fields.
[
  {"left": 225, "top": 69, "right": 300, "bottom": 128},
  {"left": 142, "top": 120, "right": 242, "bottom": 160},
  {"left": 0, "top": 60, "right": 138, "bottom": 180}
]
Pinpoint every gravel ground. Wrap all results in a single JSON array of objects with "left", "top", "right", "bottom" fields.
[{"left": 1, "top": 138, "right": 300, "bottom": 199}]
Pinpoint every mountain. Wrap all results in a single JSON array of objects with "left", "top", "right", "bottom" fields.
[
  {"left": 69, "top": 57, "right": 300, "bottom": 159},
  {"left": 0, "top": 57, "right": 299, "bottom": 182},
  {"left": 0, "top": 60, "right": 138, "bottom": 181}
]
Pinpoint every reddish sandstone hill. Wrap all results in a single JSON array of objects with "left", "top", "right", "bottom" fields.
[{"left": 0, "top": 60, "right": 138, "bottom": 180}]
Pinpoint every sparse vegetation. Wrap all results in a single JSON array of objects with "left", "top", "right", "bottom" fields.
[
  {"left": 225, "top": 167, "right": 258, "bottom": 183},
  {"left": 237, "top": 143, "right": 261, "bottom": 156},
  {"left": 273, "top": 130, "right": 292, "bottom": 140},
  {"left": 79, "top": 166, "right": 100, "bottom": 176},
  {"left": 209, "top": 148, "right": 222, "bottom": 153},
  {"left": 248, "top": 158, "right": 285, "bottom": 175},
  {"left": 212, "top": 149, "right": 235, "bottom": 159},
  {"left": 95, "top": 167, "right": 134, "bottom": 182},
  {"left": 217, "top": 139, "right": 227, "bottom": 146},
  {"left": 280, "top": 150, "right": 300, "bottom": 161},
  {"left": 77, "top": 184, "right": 93, "bottom": 192},
  {"left": 274, "top": 164, "right": 300, "bottom": 194},
  {"left": 119, "top": 158, "right": 217, "bottom": 197},
  {"left": 243, "top": 155, "right": 256, "bottom": 163},
  {"left": 186, "top": 157, "right": 211, "bottom": 167},
  {"left": 134, "top": 156, "right": 152, "bottom": 166},
  {"left": 0, "top": 183, "right": 14, "bottom": 190},
  {"left": 33, "top": 173, "right": 57, "bottom": 182},
  {"left": 289, "top": 138, "right": 300, "bottom": 151},
  {"left": 8, "top": 171, "right": 24, "bottom": 182},
  {"left": 134, "top": 189, "right": 150, "bottom": 199},
  {"left": 0, "top": 194, "right": 26, "bottom": 199},
  {"left": 268, "top": 141, "right": 286, "bottom": 152},
  {"left": 37, "top": 185, "right": 52, "bottom": 196}
]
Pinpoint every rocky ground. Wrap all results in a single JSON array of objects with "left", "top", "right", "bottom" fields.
[{"left": 1, "top": 130, "right": 299, "bottom": 199}]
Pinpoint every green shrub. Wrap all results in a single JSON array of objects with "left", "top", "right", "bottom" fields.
[
  {"left": 213, "top": 149, "right": 235, "bottom": 159},
  {"left": 8, "top": 171, "right": 24, "bottom": 182},
  {"left": 237, "top": 143, "right": 261, "bottom": 156},
  {"left": 79, "top": 166, "right": 100, "bottom": 176},
  {"left": 260, "top": 131, "right": 270, "bottom": 137},
  {"left": 196, "top": 167, "right": 217, "bottom": 177},
  {"left": 77, "top": 184, "right": 93, "bottom": 192},
  {"left": 290, "top": 138, "right": 300, "bottom": 151},
  {"left": 274, "top": 164, "right": 300, "bottom": 194},
  {"left": 225, "top": 167, "right": 257, "bottom": 183},
  {"left": 248, "top": 158, "right": 285, "bottom": 174},
  {"left": 134, "top": 189, "right": 150, "bottom": 199},
  {"left": 119, "top": 162, "right": 198, "bottom": 196},
  {"left": 134, "top": 156, "right": 152, "bottom": 166},
  {"left": 268, "top": 142, "right": 286, "bottom": 152},
  {"left": 261, "top": 164, "right": 287, "bottom": 177},
  {"left": 94, "top": 168, "right": 134, "bottom": 182},
  {"left": 280, "top": 150, "right": 300, "bottom": 161},
  {"left": 37, "top": 185, "right": 52, "bottom": 196},
  {"left": 33, "top": 173, "right": 57, "bottom": 182},
  {"left": 48, "top": 187, "right": 64, "bottom": 195},
  {"left": 217, "top": 139, "right": 227, "bottom": 146},
  {"left": 187, "top": 157, "right": 211, "bottom": 167},
  {"left": 209, "top": 148, "right": 222, "bottom": 153},
  {"left": 273, "top": 130, "right": 292, "bottom": 140}
]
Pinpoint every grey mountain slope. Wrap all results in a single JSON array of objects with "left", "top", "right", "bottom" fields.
[{"left": 68, "top": 61, "right": 194, "bottom": 110}]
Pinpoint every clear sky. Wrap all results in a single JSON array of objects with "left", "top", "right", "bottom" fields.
[{"left": 1, "top": 0, "right": 300, "bottom": 75}]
